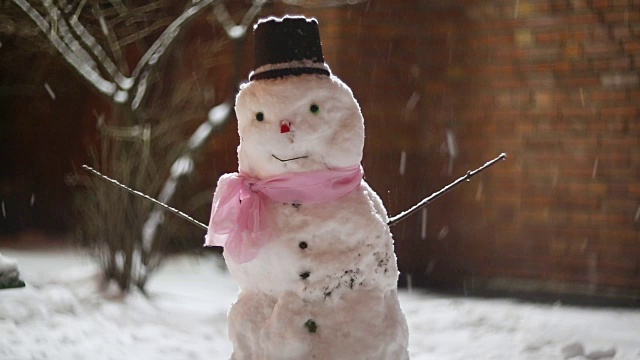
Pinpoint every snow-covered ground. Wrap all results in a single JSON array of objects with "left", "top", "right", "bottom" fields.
[{"left": 0, "top": 248, "right": 639, "bottom": 360}]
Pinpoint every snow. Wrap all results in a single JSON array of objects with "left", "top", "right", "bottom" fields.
[
  {"left": 44, "top": 83, "right": 56, "bottom": 100},
  {"left": 224, "top": 52, "right": 409, "bottom": 357},
  {"left": 1, "top": 248, "right": 639, "bottom": 359},
  {"left": 170, "top": 156, "right": 195, "bottom": 177},
  {"left": 0, "top": 252, "right": 18, "bottom": 273},
  {"left": 235, "top": 75, "right": 364, "bottom": 179}
]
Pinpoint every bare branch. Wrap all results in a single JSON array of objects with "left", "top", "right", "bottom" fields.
[
  {"left": 388, "top": 153, "right": 507, "bottom": 226},
  {"left": 12, "top": 0, "right": 118, "bottom": 96},
  {"left": 130, "top": 0, "right": 216, "bottom": 80},
  {"left": 82, "top": 165, "right": 208, "bottom": 231},
  {"left": 91, "top": 1, "right": 129, "bottom": 78},
  {"left": 213, "top": 0, "right": 265, "bottom": 39},
  {"left": 116, "top": 18, "right": 173, "bottom": 48},
  {"left": 61, "top": 0, "right": 132, "bottom": 89}
]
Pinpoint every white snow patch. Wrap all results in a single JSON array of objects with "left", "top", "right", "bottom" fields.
[
  {"left": 0, "top": 248, "right": 639, "bottom": 359},
  {"left": 228, "top": 25, "right": 246, "bottom": 40},
  {"left": 207, "top": 101, "right": 231, "bottom": 126},
  {"left": 170, "top": 155, "right": 194, "bottom": 177},
  {"left": 0, "top": 253, "right": 18, "bottom": 273},
  {"left": 113, "top": 90, "right": 129, "bottom": 104},
  {"left": 98, "top": 15, "right": 108, "bottom": 36},
  {"left": 142, "top": 211, "right": 164, "bottom": 251},
  {"left": 131, "top": 71, "right": 148, "bottom": 110}
]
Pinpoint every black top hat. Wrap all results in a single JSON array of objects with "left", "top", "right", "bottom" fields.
[{"left": 249, "top": 16, "right": 331, "bottom": 81}]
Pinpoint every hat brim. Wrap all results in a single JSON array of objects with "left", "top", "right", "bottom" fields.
[{"left": 249, "top": 66, "right": 331, "bottom": 81}]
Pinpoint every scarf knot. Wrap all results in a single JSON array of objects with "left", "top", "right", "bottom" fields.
[{"left": 205, "top": 165, "right": 363, "bottom": 264}]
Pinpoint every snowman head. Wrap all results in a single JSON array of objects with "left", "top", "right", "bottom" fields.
[{"left": 234, "top": 16, "right": 364, "bottom": 179}]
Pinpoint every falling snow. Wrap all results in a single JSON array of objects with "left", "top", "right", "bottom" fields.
[
  {"left": 399, "top": 150, "right": 407, "bottom": 176},
  {"left": 475, "top": 181, "right": 484, "bottom": 201},
  {"left": 44, "top": 82, "right": 56, "bottom": 100},
  {"left": 404, "top": 92, "right": 420, "bottom": 113},
  {"left": 420, "top": 208, "right": 427, "bottom": 240},
  {"left": 446, "top": 129, "right": 458, "bottom": 176},
  {"left": 437, "top": 226, "right": 449, "bottom": 240}
]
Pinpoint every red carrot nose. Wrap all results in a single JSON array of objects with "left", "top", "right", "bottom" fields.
[{"left": 280, "top": 120, "right": 291, "bottom": 134}]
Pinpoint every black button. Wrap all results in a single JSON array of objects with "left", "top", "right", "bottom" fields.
[
  {"left": 299, "top": 241, "right": 308, "bottom": 249},
  {"left": 304, "top": 319, "right": 317, "bottom": 333}
]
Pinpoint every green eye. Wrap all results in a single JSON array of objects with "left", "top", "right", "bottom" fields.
[
  {"left": 310, "top": 104, "right": 319, "bottom": 114},
  {"left": 256, "top": 112, "right": 264, "bottom": 121}
]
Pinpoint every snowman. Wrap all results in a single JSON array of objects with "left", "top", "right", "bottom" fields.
[{"left": 206, "top": 16, "right": 409, "bottom": 359}]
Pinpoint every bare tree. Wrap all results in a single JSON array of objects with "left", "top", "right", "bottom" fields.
[
  {"left": 6, "top": 0, "right": 255, "bottom": 293},
  {"left": 7, "top": 0, "right": 365, "bottom": 294}
]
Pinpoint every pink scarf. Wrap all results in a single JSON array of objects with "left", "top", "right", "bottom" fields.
[{"left": 205, "top": 165, "right": 363, "bottom": 263}]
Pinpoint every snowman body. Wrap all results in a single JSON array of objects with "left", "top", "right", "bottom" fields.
[{"left": 209, "top": 73, "right": 409, "bottom": 359}]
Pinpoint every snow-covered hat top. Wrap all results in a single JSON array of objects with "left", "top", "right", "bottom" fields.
[{"left": 249, "top": 16, "right": 331, "bottom": 81}]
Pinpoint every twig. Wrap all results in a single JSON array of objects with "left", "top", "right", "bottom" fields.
[
  {"left": 81, "top": 165, "right": 208, "bottom": 231},
  {"left": 387, "top": 153, "right": 507, "bottom": 227},
  {"left": 83, "top": 153, "right": 507, "bottom": 233}
]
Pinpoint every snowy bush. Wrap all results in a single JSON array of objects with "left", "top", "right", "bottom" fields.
[
  {"left": 5, "top": 0, "right": 369, "bottom": 294},
  {"left": 6, "top": 0, "right": 241, "bottom": 293},
  {"left": 0, "top": 252, "right": 25, "bottom": 290}
]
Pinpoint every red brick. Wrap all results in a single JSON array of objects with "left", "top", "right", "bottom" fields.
[
  {"left": 611, "top": 25, "right": 632, "bottom": 39},
  {"left": 559, "top": 74, "right": 602, "bottom": 87},
  {"left": 322, "top": 0, "right": 640, "bottom": 295},
  {"left": 603, "top": 9, "right": 640, "bottom": 23},
  {"left": 583, "top": 42, "right": 621, "bottom": 57},
  {"left": 561, "top": 106, "right": 598, "bottom": 118},
  {"left": 628, "top": 183, "right": 640, "bottom": 196},
  {"left": 535, "top": 29, "right": 590, "bottom": 43},
  {"left": 566, "top": 13, "right": 602, "bottom": 25},
  {"left": 591, "top": 0, "right": 612, "bottom": 8},
  {"left": 601, "top": 135, "right": 640, "bottom": 148},
  {"left": 600, "top": 105, "right": 638, "bottom": 117},
  {"left": 611, "top": 0, "right": 633, "bottom": 6},
  {"left": 623, "top": 39, "right": 640, "bottom": 52},
  {"left": 600, "top": 72, "right": 640, "bottom": 87},
  {"left": 583, "top": 89, "right": 628, "bottom": 102}
]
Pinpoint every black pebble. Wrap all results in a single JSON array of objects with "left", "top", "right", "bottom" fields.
[
  {"left": 304, "top": 319, "right": 318, "bottom": 333},
  {"left": 299, "top": 241, "right": 308, "bottom": 249},
  {"left": 299, "top": 271, "right": 310, "bottom": 280}
]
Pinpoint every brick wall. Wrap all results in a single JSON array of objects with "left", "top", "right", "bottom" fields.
[
  {"left": 279, "top": 0, "right": 640, "bottom": 301},
  {"left": 3, "top": 0, "right": 638, "bottom": 300},
  {"left": 459, "top": 0, "right": 640, "bottom": 300}
]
